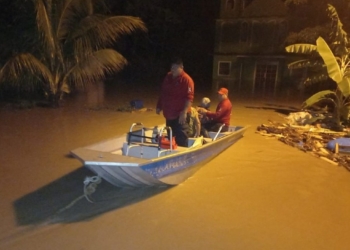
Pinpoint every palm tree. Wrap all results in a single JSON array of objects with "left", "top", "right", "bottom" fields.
[{"left": 0, "top": 0, "right": 146, "bottom": 106}]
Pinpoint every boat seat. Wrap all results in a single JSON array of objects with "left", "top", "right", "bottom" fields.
[{"left": 122, "top": 142, "right": 187, "bottom": 159}]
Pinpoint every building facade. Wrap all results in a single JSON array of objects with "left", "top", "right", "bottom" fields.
[{"left": 213, "top": 0, "right": 292, "bottom": 97}]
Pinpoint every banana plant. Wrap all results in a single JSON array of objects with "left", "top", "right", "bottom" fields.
[
  {"left": 287, "top": 37, "right": 350, "bottom": 126},
  {"left": 285, "top": 4, "right": 350, "bottom": 127}
]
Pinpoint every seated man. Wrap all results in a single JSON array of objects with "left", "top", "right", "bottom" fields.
[
  {"left": 198, "top": 88, "right": 232, "bottom": 135},
  {"left": 187, "top": 107, "right": 201, "bottom": 138},
  {"left": 196, "top": 97, "right": 211, "bottom": 124},
  {"left": 199, "top": 97, "right": 211, "bottom": 109}
]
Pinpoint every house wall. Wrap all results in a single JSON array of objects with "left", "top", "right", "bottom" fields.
[
  {"left": 212, "top": 55, "right": 237, "bottom": 92},
  {"left": 213, "top": 0, "right": 290, "bottom": 97},
  {"left": 220, "top": 0, "right": 255, "bottom": 19},
  {"left": 215, "top": 18, "right": 287, "bottom": 54},
  {"left": 212, "top": 55, "right": 289, "bottom": 96},
  {"left": 220, "top": 0, "right": 243, "bottom": 19}
]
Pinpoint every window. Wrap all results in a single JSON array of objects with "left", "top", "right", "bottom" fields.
[{"left": 218, "top": 61, "right": 231, "bottom": 76}]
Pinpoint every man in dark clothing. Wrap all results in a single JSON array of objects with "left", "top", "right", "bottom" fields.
[
  {"left": 198, "top": 88, "right": 232, "bottom": 135},
  {"left": 156, "top": 58, "right": 195, "bottom": 146}
]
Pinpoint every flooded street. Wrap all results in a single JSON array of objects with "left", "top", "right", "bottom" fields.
[{"left": 1, "top": 86, "right": 350, "bottom": 249}]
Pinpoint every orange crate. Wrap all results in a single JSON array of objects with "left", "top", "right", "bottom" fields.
[{"left": 159, "top": 136, "right": 177, "bottom": 149}]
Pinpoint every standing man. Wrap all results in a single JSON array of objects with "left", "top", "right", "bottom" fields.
[
  {"left": 156, "top": 58, "right": 194, "bottom": 147},
  {"left": 198, "top": 87, "right": 232, "bottom": 134}
]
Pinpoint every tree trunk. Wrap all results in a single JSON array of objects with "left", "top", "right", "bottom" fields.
[
  {"left": 333, "top": 90, "right": 343, "bottom": 131},
  {"left": 48, "top": 92, "right": 61, "bottom": 108}
]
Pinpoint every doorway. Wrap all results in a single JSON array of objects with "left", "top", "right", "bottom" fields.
[{"left": 253, "top": 63, "right": 278, "bottom": 97}]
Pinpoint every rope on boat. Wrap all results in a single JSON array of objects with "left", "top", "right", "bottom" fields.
[
  {"left": 54, "top": 194, "right": 85, "bottom": 215},
  {"left": 44, "top": 176, "right": 101, "bottom": 220},
  {"left": 45, "top": 176, "right": 101, "bottom": 222},
  {"left": 83, "top": 175, "right": 102, "bottom": 203},
  {"left": 53, "top": 176, "right": 102, "bottom": 216}
]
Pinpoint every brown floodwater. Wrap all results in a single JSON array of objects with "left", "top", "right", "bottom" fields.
[{"left": 1, "top": 85, "right": 350, "bottom": 250}]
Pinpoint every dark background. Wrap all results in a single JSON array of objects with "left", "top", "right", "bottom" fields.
[
  {"left": 0, "top": 0, "right": 220, "bottom": 96},
  {"left": 108, "top": 0, "right": 220, "bottom": 91},
  {"left": 1, "top": 0, "right": 350, "bottom": 100}
]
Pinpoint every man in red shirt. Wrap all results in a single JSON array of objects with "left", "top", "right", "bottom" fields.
[
  {"left": 156, "top": 58, "right": 194, "bottom": 146},
  {"left": 198, "top": 87, "right": 232, "bottom": 135}
]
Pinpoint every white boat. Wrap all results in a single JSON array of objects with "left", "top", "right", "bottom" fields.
[{"left": 71, "top": 123, "right": 248, "bottom": 188}]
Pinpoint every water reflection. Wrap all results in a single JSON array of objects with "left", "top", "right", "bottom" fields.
[{"left": 86, "top": 81, "right": 105, "bottom": 108}]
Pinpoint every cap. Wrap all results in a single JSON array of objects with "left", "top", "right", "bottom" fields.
[{"left": 218, "top": 87, "right": 228, "bottom": 95}]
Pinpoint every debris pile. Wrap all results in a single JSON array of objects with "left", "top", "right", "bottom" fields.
[{"left": 256, "top": 120, "right": 350, "bottom": 171}]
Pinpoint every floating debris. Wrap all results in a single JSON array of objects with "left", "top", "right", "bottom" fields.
[
  {"left": 116, "top": 100, "right": 152, "bottom": 113},
  {"left": 256, "top": 120, "right": 350, "bottom": 171}
]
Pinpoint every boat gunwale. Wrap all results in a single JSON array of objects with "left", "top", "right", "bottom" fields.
[
  {"left": 71, "top": 125, "right": 249, "bottom": 187},
  {"left": 72, "top": 125, "right": 248, "bottom": 167}
]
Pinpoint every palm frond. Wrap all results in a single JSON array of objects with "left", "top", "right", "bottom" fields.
[
  {"left": 1, "top": 0, "right": 144, "bottom": 103},
  {"left": 0, "top": 53, "right": 53, "bottom": 89},
  {"left": 64, "top": 49, "right": 127, "bottom": 88},
  {"left": 57, "top": 0, "right": 95, "bottom": 40},
  {"left": 285, "top": 43, "right": 317, "bottom": 54},
  {"left": 68, "top": 15, "right": 147, "bottom": 55},
  {"left": 35, "top": 0, "right": 56, "bottom": 60}
]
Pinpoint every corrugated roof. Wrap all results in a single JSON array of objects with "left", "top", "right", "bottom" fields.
[{"left": 242, "top": 0, "right": 287, "bottom": 18}]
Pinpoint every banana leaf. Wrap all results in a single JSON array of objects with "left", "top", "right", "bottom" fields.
[
  {"left": 339, "top": 105, "right": 350, "bottom": 120},
  {"left": 327, "top": 4, "right": 348, "bottom": 47},
  {"left": 316, "top": 37, "right": 342, "bottom": 83},
  {"left": 327, "top": 4, "right": 339, "bottom": 20},
  {"left": 285, "top": 44, "right": 317, "bottom": 54},
  {"left": 288, "top": 59, "right": 324, "bottom": 69},
  {"left": 303, "top": 73, "right": 329, "bottom": 85},
  {"left": 302, "top": 90, "right": 336, "bottom": 108},
  {"left": 338, "top": 77, "right": 350, "bottom": 97}
]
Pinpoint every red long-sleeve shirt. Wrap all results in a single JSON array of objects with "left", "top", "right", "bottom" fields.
[
  {"left": 206, "top": 98, "right": 232, "bottom": 126},
  {"left": 156, "top": 71, "right": 194, "bottom": 120}
]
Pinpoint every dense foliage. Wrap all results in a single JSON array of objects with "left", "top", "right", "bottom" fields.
[
  {"left": 286, "top": 5, "right": 350, "bottom": 127},
  {"left": 0, "top": 0, "right": 146, "bottom": 106}
]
